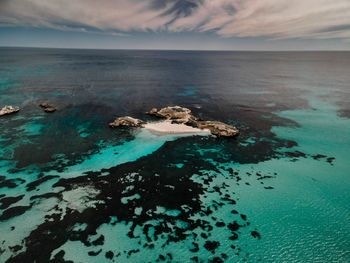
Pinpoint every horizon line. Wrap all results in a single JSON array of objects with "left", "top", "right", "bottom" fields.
[{"left": 1, "top": 45, "right": 350, "bottom": 52}]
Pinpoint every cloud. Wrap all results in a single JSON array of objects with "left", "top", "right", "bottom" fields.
[
  {"left": 215, "top": 0, "right": 350, "bottom": 40},
  {"left": 0, "top": 0, "right": 175, "bottom": 33},
  {"left": 1, "top": 0, "right": 350, "bottom": 40}
]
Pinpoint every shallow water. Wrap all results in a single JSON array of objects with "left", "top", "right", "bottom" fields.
[{"left": 0, "top": 48, "right": 349, "bottom": 262}]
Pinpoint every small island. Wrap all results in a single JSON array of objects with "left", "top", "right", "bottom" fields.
[
  {"left": 109, "top": 106, "right": 239, "bottom": 137},
  {"left": 0, "top": 105, "right": 20, "bottom": 116}
]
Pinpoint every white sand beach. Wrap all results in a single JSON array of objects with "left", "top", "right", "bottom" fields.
[{"left": 143, "top": 120, "right": 210, "bottom": 135}]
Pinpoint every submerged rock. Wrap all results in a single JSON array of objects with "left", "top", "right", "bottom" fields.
[
  {"left": 0, "top": 105, "right": 20, "bottom": 116},
  {"left": 196, "top": 121, "right": 239, "bottom": 137},
  {"left": 109, "top": 116, "right": 145, "bottom": 128},
  {"left": 39, "top": 103, "right": 56, "bottom": 113}
]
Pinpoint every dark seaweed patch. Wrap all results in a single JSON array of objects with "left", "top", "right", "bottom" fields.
[
  {"left": 0, "top": 177, "right": 25, "bottom": 189},
  {"left": 91, "top": 235, "right": 104, "bottom": 246},
  {"left": 285, "top": 151, "right": 306, "bottom": 158},
  {"left": 0, "top": 205, "right": 32, "bottom": 221},
  {"left": 210, "top": 257, "right": 224, "bottom": 263},
  {"left": 105, "top": 251, "right": 114, "bottom": 259},
  {"left": 9, "top": 245, "right": 22, "bottom": 253},
  {"left": 215, "top": 222, "right": 226, "bottom": 227},
  {"left": 88, "top": 249, "right": 102, "bottom": 256},
  {"left": 251, "top": 231, "right": 261, "bottom": 239},
  {"left": 229, "top": 233, "right": 239, "bottom": 240},
  {"left": 30, "top": 192, "right": 60, "bottom": 201},
  {"left": 327, "top": 157, "right": 335, "bottom": 165},
  {"left": 204, "top": 241, "right": 220, "bottom": 254},
  {"left": 240, "top": 214, "right": 247, "bottom": 221},
  {"left": 312, "top": 154, "right": 327, "bottom": 160},
  {"left": 127, "top": 249, "right": 140, "bottom": 257},
  {"left": 191, "top": 256, "right": 199, "bottom": 262},
  {"left": 311, "top": 154, "right": 335, "bottom": 165},
  {"left": 189, "top": 242, "right": 199, "bottom": 252},
  {"left": 0, "top": 195, "right": 24, "bottom": 210},
  {"left": 26, "top": 175, "right": 59, "bottom": 191},
  {"left": 228, "top": 221, "right": 241, "bottom": 232}
]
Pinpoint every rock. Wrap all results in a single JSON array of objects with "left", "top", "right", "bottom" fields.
[
  {"left": 39, "top": 103, "right": 56, "bottom": 113},
  {"left": 39, "top": 103, "right": 50, "bottom": 108},
  {"left": 147, "top": 106, "right": 198, "bottom": 124},
  {"left": 44, "top": 107, "right": 56, "bottom": 113},
  {"left": 0, "top": 106, "right": 20, "bottom": 116},
  {"left": 109, "top": 116, "right": 144, "bottom": 128},
  {"left": 146, "top": 108, "right": 158, "bottom": 115},
  {"left": 196, "top": 121, "right": 239, "bottom": 137}
]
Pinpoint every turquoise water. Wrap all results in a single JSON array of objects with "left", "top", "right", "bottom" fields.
[
  {"left": 234, "top": 95, "right": 350, "bottom": 262},
  {"left": 0, "top": 49, "right": 349, "bottom": 262}
]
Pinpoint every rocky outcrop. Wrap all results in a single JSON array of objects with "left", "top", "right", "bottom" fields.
[
  {"left": 40, "top": 103, "right": 56, "bottom": 113},
  {"left": 196, "top": 121, "right": 239, "bottom": 137},
  {"left": 147, "top": 106, "right": 198, "bottom": 124},
  {"left": 147, "top": 106, "right": 239, "bottom": 137},
  {"left": 0, "top": 106, "right": 20, "bottom": 116},
  {"left": 109, "top": 116, "right": 145, "bottom": 128}
]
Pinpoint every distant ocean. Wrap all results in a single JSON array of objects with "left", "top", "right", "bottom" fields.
[{"left": 0, "top": 48, "right": 350, "bottom": 262}]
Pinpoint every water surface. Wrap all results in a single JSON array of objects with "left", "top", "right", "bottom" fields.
[{"left": 0, "top": 48, "right": 349, "bottom": 262}]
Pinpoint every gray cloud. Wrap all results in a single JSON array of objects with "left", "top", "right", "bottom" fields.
[{"left": 0, "top": 0, "right": 350, "bottom": 40}]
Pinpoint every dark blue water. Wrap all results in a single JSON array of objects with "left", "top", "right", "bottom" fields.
[{"left": 0, "top": 48, "right": 350, "bottom": 262}]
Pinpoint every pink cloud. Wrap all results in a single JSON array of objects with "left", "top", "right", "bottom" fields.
[{"left": 1, "top": 0, "right": 350, "bottom": 40}]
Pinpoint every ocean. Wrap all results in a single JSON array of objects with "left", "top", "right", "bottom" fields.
[{"left": 0, "top": 48, "right": 349, "bottom": 262}]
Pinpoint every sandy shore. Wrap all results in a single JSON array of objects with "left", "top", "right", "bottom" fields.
[{"left": 144, "top": 120, "right": 210, "bottom": 135}]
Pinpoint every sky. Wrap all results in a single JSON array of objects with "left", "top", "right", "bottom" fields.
[{"left": 0, "top": 0, "right": 350, "bottom": 50}]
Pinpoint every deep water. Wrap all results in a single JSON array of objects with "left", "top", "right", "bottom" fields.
[{"left": 0, "top": 48, "right": 349, "bottom": 262}]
